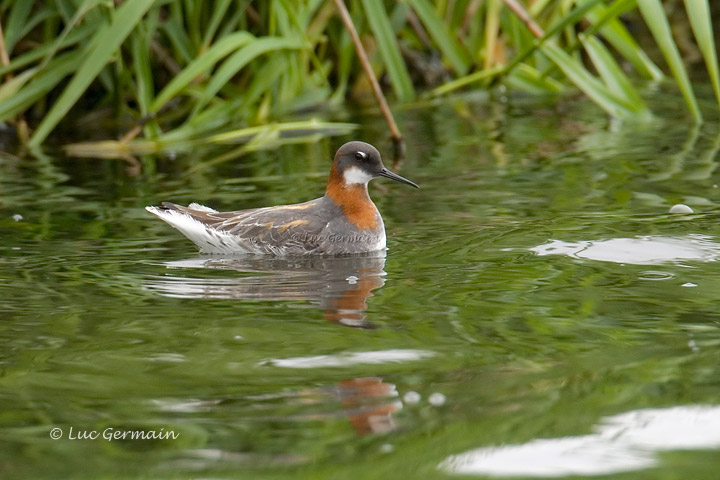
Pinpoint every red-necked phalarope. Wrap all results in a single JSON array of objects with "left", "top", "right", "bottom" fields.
[{"left": 146, "top": 141, "right": 418, "bottom": 255}]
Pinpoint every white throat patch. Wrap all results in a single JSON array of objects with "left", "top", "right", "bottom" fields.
[{"left": 343, "top": 166, "right": 374, "bottom": 185}]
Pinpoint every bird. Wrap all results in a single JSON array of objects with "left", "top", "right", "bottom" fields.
[{"left": 146, "top": 141, "right": 418, "bottom": 255}]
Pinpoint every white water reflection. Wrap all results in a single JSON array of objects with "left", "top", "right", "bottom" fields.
[
  {"left": 440, "top": 405, "right": 720, "bottom": 477},
  {"left": 262, "top": 349, "right": 435, "bottom": 368},
  {"left": 531, "top": 235, "right": 720, "bottom": 265}
]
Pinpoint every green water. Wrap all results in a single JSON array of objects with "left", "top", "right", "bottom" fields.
[{"left": 3, "top": 89, "right": 720, "bottom": 479}]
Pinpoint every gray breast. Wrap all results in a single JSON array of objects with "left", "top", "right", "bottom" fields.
[{"left": 318, "top": 212, "right": 386, "bottom": 255}]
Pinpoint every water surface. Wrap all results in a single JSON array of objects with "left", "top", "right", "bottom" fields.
[{"left": 2, "top": 89, "right": 720, "bottom": 478}]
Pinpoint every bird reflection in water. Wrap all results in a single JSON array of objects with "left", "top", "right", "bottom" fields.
[
  {"left": 335, "top": 377, "right": 402, "bottom": 436},
  {"left": 146, "top": 253, "right": 402, "bottom": 435},
  {"left": 145, "top": 252, "right": 386, "bottom": 328}
]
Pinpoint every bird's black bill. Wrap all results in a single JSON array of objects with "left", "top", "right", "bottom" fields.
[{"left": 378, "top": 168, "right": 419, "bottom": 188}]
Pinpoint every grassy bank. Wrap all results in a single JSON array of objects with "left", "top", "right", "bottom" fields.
[{"left": 0, "top": 0, "right": 718, "bottom": 155}]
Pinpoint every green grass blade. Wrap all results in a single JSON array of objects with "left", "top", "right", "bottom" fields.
[
  {"left": 389, "top": 2, "right": 410, "bottom": 32},
  {"left": 407, "top": 0, "right": 471, "bottom": 74},
  {"left": 217, "top": 6, "right": 248, "bottom": 39},
  {"left": 183, "top": 0, "right": 202, "bottom": 47},
  {"left": 201, "top": 0, "right": 233, "bottom": 49},
  {"left": 506, "top": 15, "right": 534, "bottom": 64},
  {"left": 505, "top": 0, "right": 604, "bottom": 78},
  {"left": 37, "top": 0, "right": 108, "bottom": 71},
  {"left": 584, "top": 0, "right": 664, "bottom": 80},
  {"left": 267, "top": 0, "right": 331, "bottom": 92},
  {"left": 0, "top": 25, "right": 94, "bottom": 76},
  {"left": 192, "top": 37, "right": 304, "bottom": 115},
  {"left": 507, "top": 63, "right": 565, "bottom": 93},
  {"left": 151, "top": 31, "right": 254, "bottom": 112},
  {"left": 3, "top": 0, "right": 35, "bottom": 53},
  {"left": 683, "top": 0, "right": 720, "bottom": 109},
  {"left": 484, "top": 0, "right": 501, "bottom": 69},
  {"left": 28, "top": 0, "right": 156, "bottom": 147},
  {"left": 0, "top": 67, "right": 38, "bottom": 103},
  {"left": 54, "top": 0, "right": 79, "bottom": 22},
  {"left": 0, "top": 53, "right": 83, "bottom": 121},
  {"left": 529, "top": 0, "right": 555, "bottom": 16},
  {"left": 330, "top": 27, "right": 353, "bottom": 102},
  {"left": 240, "top": 57, "right": 288, "bottom": 111},
  {"left": 361, "top": 0, "right": 415, "bottom": 101},
  {"left": 162, "top": 11, "right": 195, "bottom": 64},
  {"left": 542, "top": 42, "right": 640, "bottom": 119},
  {"left": 205, "top": 120, "right": 357, "bottom": 144},
  {"left": 17, "top": 9, "right": 57, "bottom": 45},
  {"left": 543, "top": 0, "right": 605, "bottom": 43},
  {"left": 637, "top": 0, "right": 701, "bottom": 121},
  {"left": 131, "top": 24, "right": 154, "bottom": 116},
  {"left": 581, "top": 34, "right": 646, "bottom": 110},
  {"left": 430, "top": 66, "right": 504, "bottom": 96}
]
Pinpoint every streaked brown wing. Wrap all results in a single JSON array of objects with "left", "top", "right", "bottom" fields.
[{"left": 165, "top": 200, "right": 332, "bottom": 253}]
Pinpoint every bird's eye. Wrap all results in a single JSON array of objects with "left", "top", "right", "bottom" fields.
[{"left": 355, "top": 151, "right": 367, "bottom": 161}]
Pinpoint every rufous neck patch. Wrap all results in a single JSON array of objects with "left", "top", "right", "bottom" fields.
[{"left": 326, "top": 166, "right": 379, "bottom": 231}]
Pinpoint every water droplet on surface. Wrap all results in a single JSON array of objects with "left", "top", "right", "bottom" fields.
[
  {"left": 11, "top": 214, "right": 22, "bottom": 221},
  {"left": 681, "top": 282, "right": 697, "bottom": 287},
  {"left": 380, "top": 443, "right": 394, "bottom": 453},
  {"left": 638, "top": 271, "right": 674, "bottom": 281},
  {"left": 429, "top": 392, "right": 446, "bottom": 406},
  {"left": 669, "top": 204, "right": 693, "bottom": 214},
  {"left": 403, "top": 391, "right": 421, "bottom": 404}
]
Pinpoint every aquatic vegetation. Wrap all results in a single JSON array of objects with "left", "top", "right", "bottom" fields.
[{"left": 0, "top": 0, "right": 718, "bottom": 151}]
